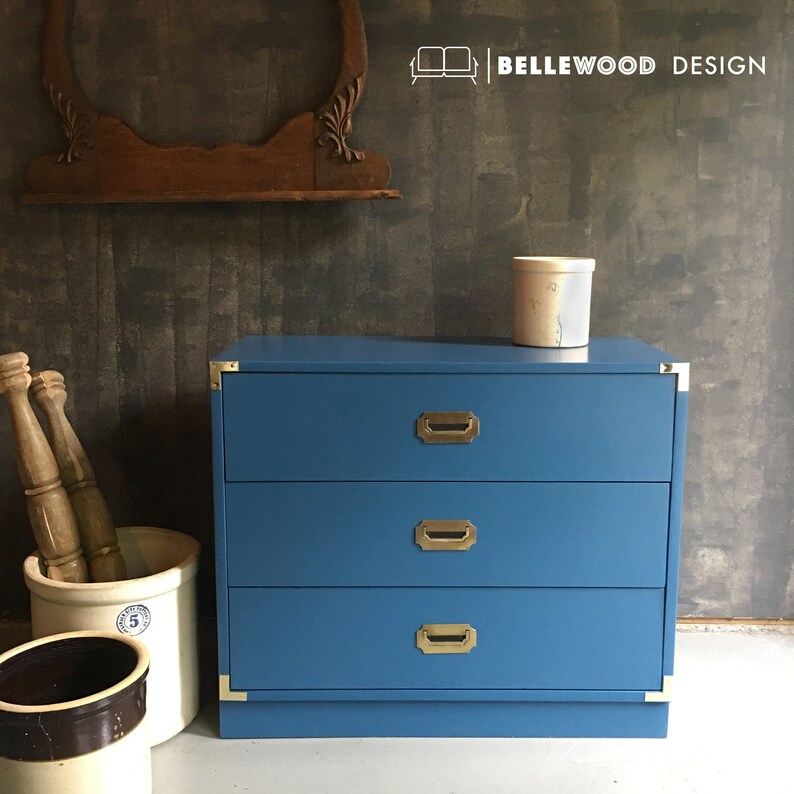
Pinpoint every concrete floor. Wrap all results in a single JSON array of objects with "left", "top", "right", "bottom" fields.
[{"left": 151, "top": 625, "right": 793, "bottom": 794}]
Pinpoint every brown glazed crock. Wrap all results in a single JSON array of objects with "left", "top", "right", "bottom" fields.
[{"left": 0, "top": 632, "right": 148, "bottom": 762}]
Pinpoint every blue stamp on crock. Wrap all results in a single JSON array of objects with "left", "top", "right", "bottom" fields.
[{"left": 116, "top": 604, "right": 151, "bottom": 636}]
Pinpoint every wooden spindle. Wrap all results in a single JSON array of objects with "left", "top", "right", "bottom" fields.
[
  {"left": 30, "top": 370, "right": 126, "bottom": 583},
  {"left": 0, "top": 352, "right": 88, "bottom": 583}
]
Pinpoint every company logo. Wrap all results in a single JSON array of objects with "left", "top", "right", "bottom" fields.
[
  {"left": 116, "top": 604, "right": 151, "bottom": 636},
  {"left": 411, "top": 46, "right": 479, "bottom": 84},
  {"left": 409, "top": 47, "right": 766, "bottom": 85}
]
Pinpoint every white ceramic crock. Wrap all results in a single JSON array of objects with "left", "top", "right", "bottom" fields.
[
  {"left": 512, "top": 257, "right": 596, "bottom": 348},
  {"left": 24, "top": 527, "right": 200, "bottom": 746}
]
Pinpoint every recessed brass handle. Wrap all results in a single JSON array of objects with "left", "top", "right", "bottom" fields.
[
  {"left": 416, "top": 624, "right": 477, "bottom": 654},
  {"left": 415, "top": 520, "right": 477, "bottom": 551},
  {"left": 416, "top": 412, "right": 480, "bottom": 444}
]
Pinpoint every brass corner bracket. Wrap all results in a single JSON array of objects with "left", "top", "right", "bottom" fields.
[
  {"left": 645, "top": 675, "right": 674, "bottom": 703},
  {"left": 660, "top": 363, "right": 690, "bottom": 392},
  {"left": 219, "top": 674, "right": 248, "bottom": 702},
  {"left": 209, "top": 361, "right": 239, "bottom": 391}
]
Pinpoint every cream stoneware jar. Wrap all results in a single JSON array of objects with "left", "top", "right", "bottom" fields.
[
  {"left": 512, "top": 257, "right": 596, "bottom": 348},
  {"left": 24, "top": 527, "right": 200, "bottom": 747}
]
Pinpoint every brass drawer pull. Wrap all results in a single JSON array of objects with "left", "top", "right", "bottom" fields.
[
  {"left": 416, "top": 412, "right": 480, "bottom": 444},
  {"left": 416, "top": 624, "right": 477, "bottom": 654},
  {"left": 415, "top": 520, "right": 477, "bottom": 551}
]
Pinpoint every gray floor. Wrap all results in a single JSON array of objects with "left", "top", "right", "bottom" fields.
[{"left": 152, "top": 625, "right": 793, "bottom": 794}]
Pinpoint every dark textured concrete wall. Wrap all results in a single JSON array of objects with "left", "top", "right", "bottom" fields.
[{"left": 0, "top": 1, "right": 791, "bottom": 618}]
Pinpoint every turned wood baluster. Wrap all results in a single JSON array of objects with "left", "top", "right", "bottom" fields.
[
  {"left": 0, "top": 352, "right": 88, "bottom": 583},
  {"left": 30, "top": 370, "right": 126, "bottom": 583}
]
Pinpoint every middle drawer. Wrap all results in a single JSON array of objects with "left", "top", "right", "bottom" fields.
[{"left": 225, "top": 482, "right": 670, "bottom": 588}]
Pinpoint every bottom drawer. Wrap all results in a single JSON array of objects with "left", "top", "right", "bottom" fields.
[{"left": 229, "top": 588, "right": 664, "bottom": 692}]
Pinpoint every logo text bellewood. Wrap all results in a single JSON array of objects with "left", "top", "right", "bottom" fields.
[{"left": 495, "top": 54, "right": 766, "bottom": 77}]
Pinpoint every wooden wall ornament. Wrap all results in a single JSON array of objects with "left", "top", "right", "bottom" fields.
[{"left": 23, "top": 0, "right": 399, "bottom": 204}]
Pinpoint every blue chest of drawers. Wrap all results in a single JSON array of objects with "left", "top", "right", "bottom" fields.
[{"left": 210, "top": 336, "right": 689, "bottom": 738}]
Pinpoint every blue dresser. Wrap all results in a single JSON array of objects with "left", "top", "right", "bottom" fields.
[{"left": 210, "top": 337, "right": 689, "bottom": 738}]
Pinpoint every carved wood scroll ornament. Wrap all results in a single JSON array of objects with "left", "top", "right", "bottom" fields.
[{"left": 23, "top": 0, "right": 399, "bottom": 203}]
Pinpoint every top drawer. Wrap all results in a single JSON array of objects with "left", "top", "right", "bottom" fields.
[{"left": 223, "top": 373, "right": 675, "bottom": 482}]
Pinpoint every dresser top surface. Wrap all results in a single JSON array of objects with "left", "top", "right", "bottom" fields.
[{"left": 212, "top": 337, "right": 684, "bottom": 374}]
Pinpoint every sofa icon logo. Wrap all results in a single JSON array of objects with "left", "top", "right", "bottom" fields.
[{"left": 411, "top": 46, "right": 479, "bottom": 84}]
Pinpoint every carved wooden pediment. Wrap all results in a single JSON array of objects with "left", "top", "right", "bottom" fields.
[{"left": 23, "top": 0, "right": 399, "bottom": 203}]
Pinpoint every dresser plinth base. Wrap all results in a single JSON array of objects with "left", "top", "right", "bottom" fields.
[{"left": 219, "top": 701, "right": 669, "bottom": 739}]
